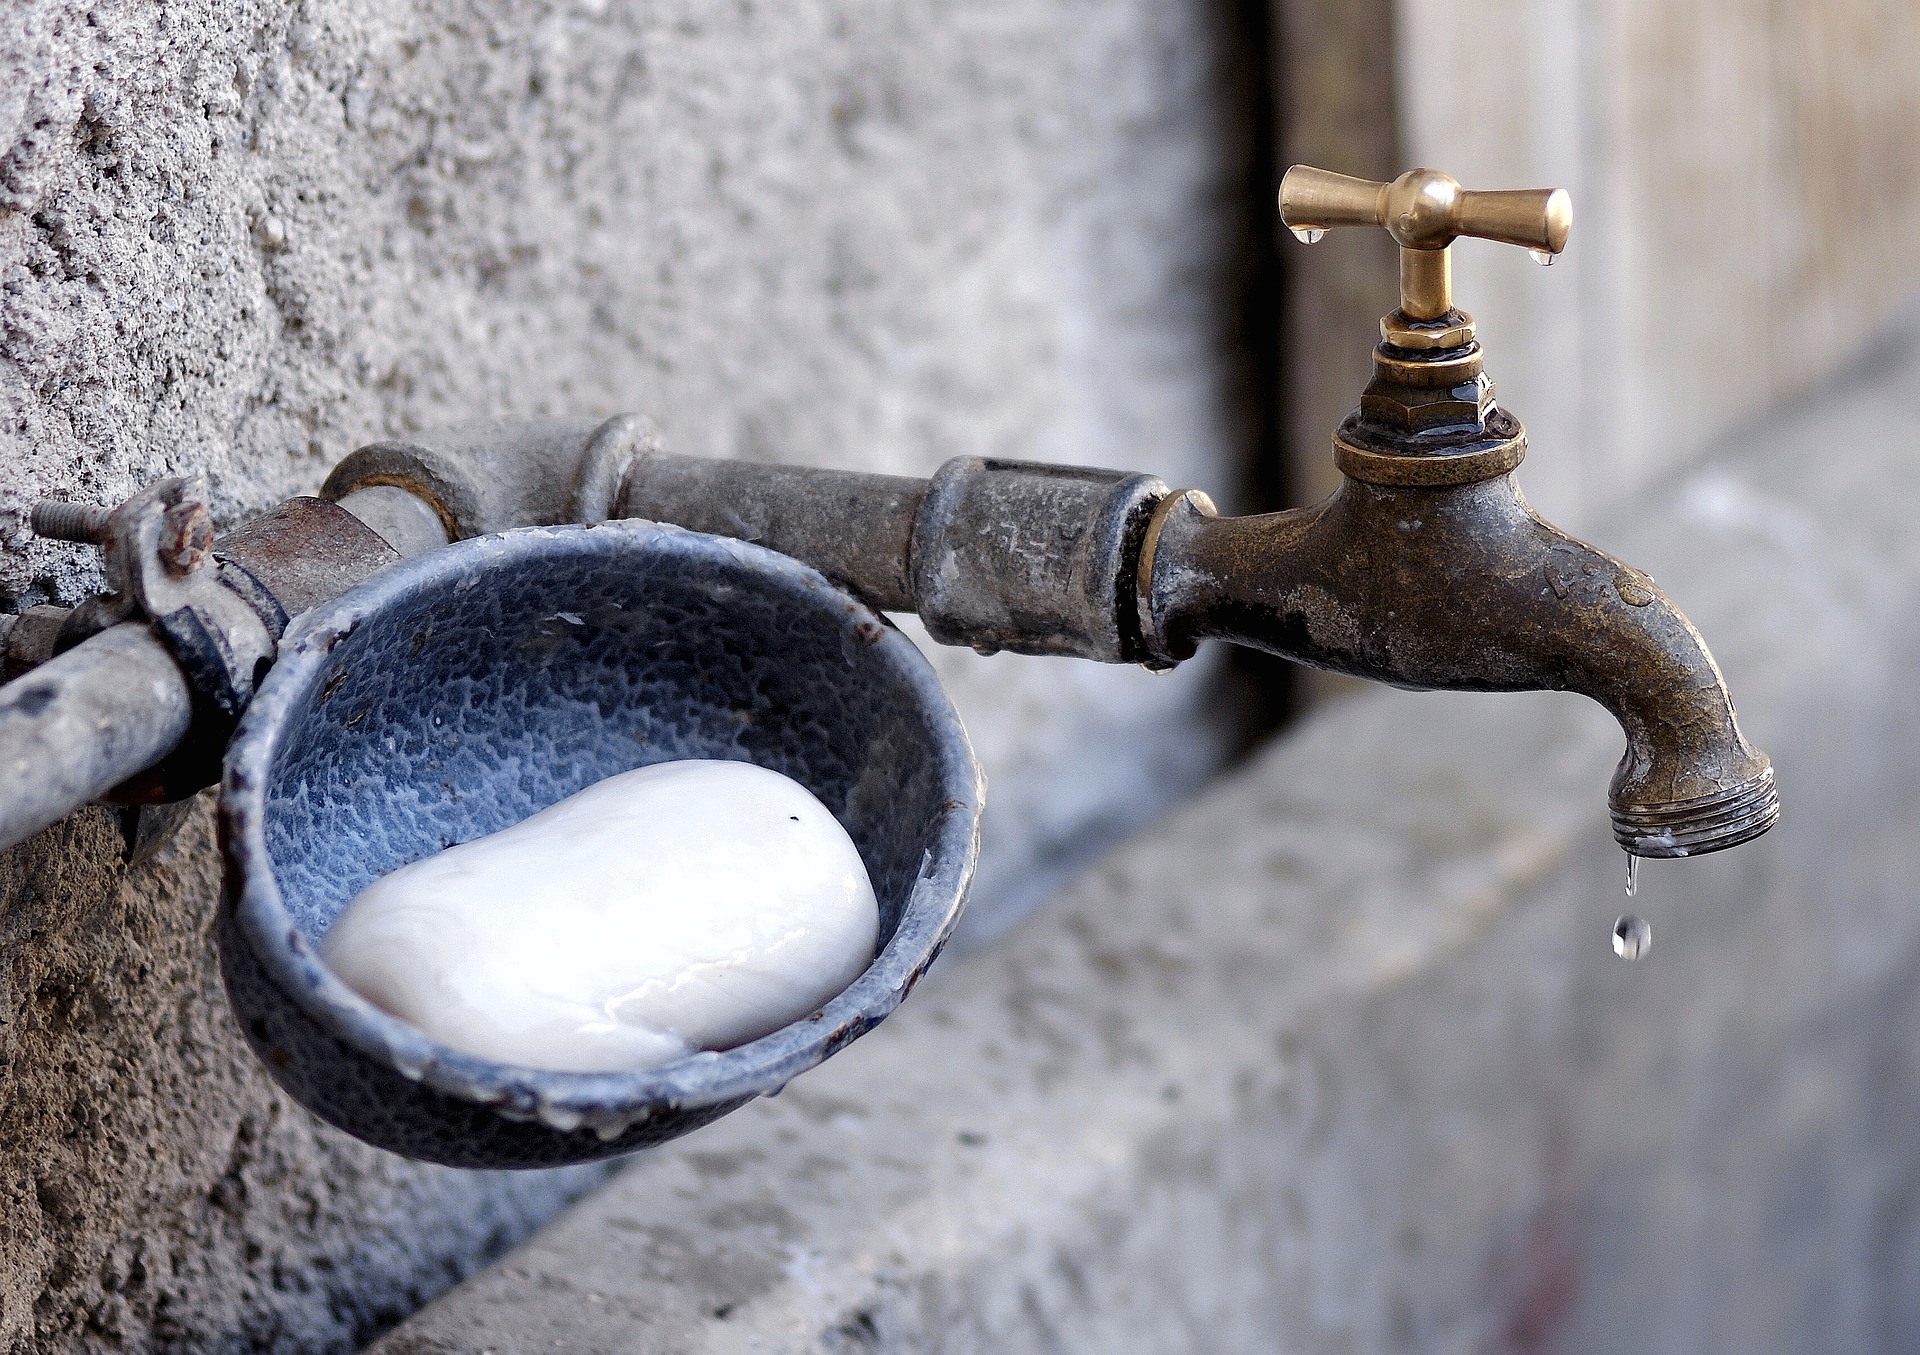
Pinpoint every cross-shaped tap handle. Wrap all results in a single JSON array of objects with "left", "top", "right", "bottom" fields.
[{"left": 1279, "top": 165, "right": 1572, "bottom": 324}]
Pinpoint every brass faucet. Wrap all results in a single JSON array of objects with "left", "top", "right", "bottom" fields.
[{"left": 1137, "top": 166, "right": 1778, "bottom": 857}]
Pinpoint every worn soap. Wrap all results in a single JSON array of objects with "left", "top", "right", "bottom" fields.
[{"left": 319, "top": 760, "right": 879, "bottom": 1073}]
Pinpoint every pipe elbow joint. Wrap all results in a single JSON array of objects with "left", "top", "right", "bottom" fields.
[{"left": 321, "top": 415, "right": 665, "bottom": 540}]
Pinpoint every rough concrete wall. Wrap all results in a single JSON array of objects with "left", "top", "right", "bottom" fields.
[
  {"left": 1395, "top": 0, "right": 1920, "bottom": 530},
  {"left": 370, "top": 310, "right": 1920, "bottom": 1355},
  {"left": 0, "top": 808, "right": 608, "bottom": 1354},
  {"left": 0, "top": 1, "right": 1264, "bottom": 1348}
]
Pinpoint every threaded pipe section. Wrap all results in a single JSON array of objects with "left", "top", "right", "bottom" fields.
[{"left": 31, "top": 501, "right": 112, "bottom": 543}]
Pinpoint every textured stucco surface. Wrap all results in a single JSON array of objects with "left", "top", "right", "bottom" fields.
[
  {"left": 371, "top": 315, "right": 1920, "bottom": 1352},
  {"left": 0, "top": 803, "right": 611, "bottom": 1352},
  {"left": 0, "top": 1, "right": 1262, "bottom": 1349}
]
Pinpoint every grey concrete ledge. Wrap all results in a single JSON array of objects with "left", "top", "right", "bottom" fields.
[{"left": 372, "top": 316, "right": 1920, "bottom": 1353}]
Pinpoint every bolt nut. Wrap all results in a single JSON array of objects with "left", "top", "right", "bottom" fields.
[
  {"left": 160, "top": 501, "right": 214, "bottom": 575},
  {"left": 1358, "top": 345, "right": 1495, "bottom": 435},
  {"left": 1360, "top": 371, "right": 1494, "bottom": 434}
]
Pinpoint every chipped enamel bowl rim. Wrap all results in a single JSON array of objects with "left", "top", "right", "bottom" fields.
[{"left": 219, "top": 519, "right": 982, "bottom": 1146}]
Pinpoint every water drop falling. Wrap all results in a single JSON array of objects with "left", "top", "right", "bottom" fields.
[
  {"left": 1529, "top": 247, "right": 1557, "bottom": 267},
  {"left": 1626, "top": 853, "right": 1639, "bottom": 899},
  {"left": 1612, "top": 913, "right": 1651, "bottom": 961},
  {"left": 1290, "top": 225, "right": 1327, "bottom": 245}
]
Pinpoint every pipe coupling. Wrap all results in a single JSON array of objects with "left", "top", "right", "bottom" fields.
[{"left": 910, "top": 458, "right": 1168, "bottom": 664}]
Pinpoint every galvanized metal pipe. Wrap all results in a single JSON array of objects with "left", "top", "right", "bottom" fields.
[
  {"left": 618, "top": 454, "right": 925, "bottom": 613},
  {"left": 616, "top": 452, "right": 1171, "bottom": 662},
  {"left": 0, "top": 622, "right": 194, "bottom": 849},
  {"left": 330, "top": 430, "right": 1176, "bottom": 663}
]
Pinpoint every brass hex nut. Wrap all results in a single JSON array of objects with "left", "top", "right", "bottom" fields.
[{"left": 1360, "top": 368, "right": 1494, "bottom": 434}]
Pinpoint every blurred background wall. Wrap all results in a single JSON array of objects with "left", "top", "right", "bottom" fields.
[{"left": 1281, "top": 0, "right": 1920, "bottom": 528}]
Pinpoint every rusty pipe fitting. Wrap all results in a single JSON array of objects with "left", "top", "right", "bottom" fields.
[
  {"left": 320, "top": 414, "right": 666, "bottom": 540},
  {"left": 0, "top": 492, "right": 408, "bottom": 855}
]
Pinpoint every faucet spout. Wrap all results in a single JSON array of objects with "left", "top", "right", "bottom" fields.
[{"left": 1141, "top": 472, "right": 1779, "bottom": 857}]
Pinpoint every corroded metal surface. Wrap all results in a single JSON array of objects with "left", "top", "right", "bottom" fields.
[
  {"left": 0, "top": 622, "right": 195, "bottom": 850},
  {"left": 334, "top": 484, "right": 454, "bottom": 559},
  {"left": 618, "top": 452, "right": 926, "bottom": 614},
  {"left": 0, "top": 493, "right": 416, "bottom": 855},
  {"left": 321, "top": 415, "right": 660, "bottom": 541},
  {"left": 1140, "top": 474, "right": 1774, "bottom": 856},
  {"left": 215, "top": 496, "right": 401, "bottom": 619},
  {"left": 619, "top": 452, "right": 1169, "bottom": 663},
  {"left": 909, "top": 457, "right": 1168, "bottom": 662}
]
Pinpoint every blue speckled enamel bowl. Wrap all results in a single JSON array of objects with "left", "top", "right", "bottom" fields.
[{"left": 218, "top": 519, "right": 981, "bottom": 1168}]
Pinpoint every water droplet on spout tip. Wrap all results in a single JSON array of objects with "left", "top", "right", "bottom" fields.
[
  {"left": 1290, "top": 225, "right": 1326, "bottom": 245},
  {"left": 1529, "top": 247, "right": 1556, "bottom": 266},
  {"left": 1626, "top": 853, "right": 1639, "bottom": 898},
  {"left": 1612, "top": 913, "right": 1651, "bottom": 960}
]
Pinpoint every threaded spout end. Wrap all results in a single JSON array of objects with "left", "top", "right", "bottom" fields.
[{"left": 1611, "top": 763, "right": 1779, "bottom": 858}]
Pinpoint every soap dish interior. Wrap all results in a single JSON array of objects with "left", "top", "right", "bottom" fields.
[{"left": 219, "top": 519, "right": 981, "bottom": 1168}]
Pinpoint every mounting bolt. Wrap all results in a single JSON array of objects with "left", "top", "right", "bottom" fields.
[
  {"left": 159, "top": 501, "right": 215, "bottom": 575},
  {"left": 31, "top": 501, "right": 113, "bottom": 544}
]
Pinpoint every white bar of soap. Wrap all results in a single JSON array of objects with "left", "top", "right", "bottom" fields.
[{"left": 319, "top": 760, "right": 879, "bottom": 1073}]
